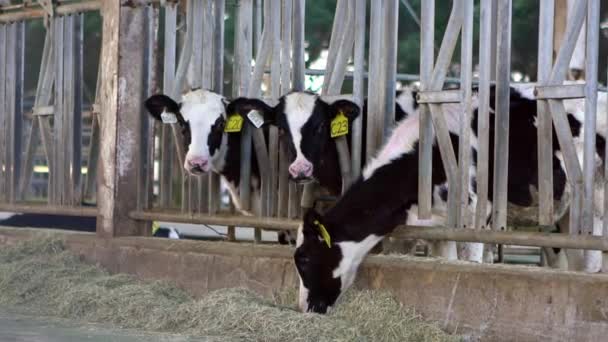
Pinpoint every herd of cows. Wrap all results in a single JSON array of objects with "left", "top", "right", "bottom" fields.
[
  {"left": 0, "top": 83, "right": 602, "bottom": 314},
  {"left": 144, "top": 84, "right": 608, "bottom": 313}
]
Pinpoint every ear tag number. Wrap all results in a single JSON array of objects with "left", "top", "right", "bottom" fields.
[
  {"left": 225, "top": 114, "right": 244, "bottom": 133},
  {"left": 313, "top": 220, "right": 332, "bottom": 248},
  {"left": 161, "top": 111, "right": 177, "bottom": 124},
  {"left": 247, "top": 111, "right": 265, "bottom": 128},
  {"left": 330, "top": 111, "right": 349, "bottom": 138}
]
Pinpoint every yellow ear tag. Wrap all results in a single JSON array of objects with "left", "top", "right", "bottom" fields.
[
  {"left": 313, "top": 220, "right": 332, "bottom": 248},
  {"left": 330, "top": 111, "right": 349, "bottom": 138},
  {"left": 225, "top": 114, "right": 244, "bottom": 133},
  {"left": 152, "top": 221, "right": 160, "bottom": 236}
]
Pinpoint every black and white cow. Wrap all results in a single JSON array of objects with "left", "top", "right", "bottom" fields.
[
  {"left": 144, "top": 89, "right": 294, "bottom": 244},
  {"left": 293, "top": 85, "right": 607, "bottom": 313},
  {"left": 230, "top": 89, "right": 416, "bottom": 196}
]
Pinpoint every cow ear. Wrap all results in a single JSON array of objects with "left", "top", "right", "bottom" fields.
[
  {"left": 144, "top": 94, "right": 181, "bottom": 122},
  {"left": 330, "top": 99, "right": 360, "bottom": 121},
  {"left": 226, "top": 97, "right": 276, "bottom": 124}
]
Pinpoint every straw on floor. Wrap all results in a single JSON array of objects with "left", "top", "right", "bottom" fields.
[{"left": 0, "top": 237, "right": 460, "bottom": 342}]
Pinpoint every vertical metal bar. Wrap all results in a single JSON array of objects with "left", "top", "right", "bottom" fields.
[
  {"left": 292, "top": 0, "right": 305, "bottom": 91},
  {"left": 321, "top": 0, "right": 347, "bottom": 95},
  {"left": 254, "top": 0, "right": 262, "bottom": 56},
  {"left": 382, "top": 0, "right": 398, "bottom": 140},
  {"left": 366, "top": 0, "right": 382, "bottom": 160},
  {"left": 54, "top": 16, "right": 65, "bottom": 204},
  {"left": 160, "top": 4, "right": 177, "bottom": 208},
  {"left": 351, "top": 0, "right": 365, "bottom": 180},
  {"left": 19, "top": 25, "right": 53, "bottom": 199},
  {"left": 458, "top": 0, "right": 473, "bottom": 229},
  {"left": 273, "top": 0, "right": 290, "bottom": 218},
  {"left": 209, "top": 0, "right": 224, "bottom": 214},
  {"left": 327, "top": 1, "right": 355, "bottom": 94},
  {"left": 8, "top": 22, "right": 23, "bottom": 204},
  {"left": 429, "top": 4, "right": 463, "bottom": 90},
  {"left": 64, "top": 15, "right": 75, "bottom": 204},
  {"left": 0, "top": 24, "right": 6, "bottom": 201},
  {"left": 491, "top": 0, "right": 512, "bottom": 232},
  {"left": 139, "top": 6, "right": 157, "bottom": 211},
  {"left": 290, "top": 0, "right": 305, "bottom": 218},
  {"left": 549, "top": 1, "right": 587, "bottom": 83},
  {"left": 418, "top": 0, "right": 435, "bottom": 219},
  {"left": 582, "top": 0, "right": 600, "bottom": 272},
  {"left": 537, "top": 0, "right": 554, "bottom": 232},
  {"left": 213, "top": 0, "right": 225, "bottom": 94},
  {"left": 237, "top": 0, "right": 253, "bottom": 219},
  {"left": 475, "top": 0, "right": 493, "bottom": 229},
  {"left": 73, "top": 14, "right": 84, "bottom": 204}
]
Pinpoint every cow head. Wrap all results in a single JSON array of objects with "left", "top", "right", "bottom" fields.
[
  {"left": 233, "top": 92, "right": 360, "bottom": 183},
  {"left": 145, "top": 89, "right": 231, "bottom": 176},
  {"left": 294, "top": 209, "right": 343, "bottom": 313}
]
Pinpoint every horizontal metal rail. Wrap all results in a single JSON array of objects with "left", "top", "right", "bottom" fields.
[
  {"left": 129, "top": 210, "right": 607, "bottom": 250},
  {"left": 129, "top": 210, "right": 301, "bottom": 231},
  {"left": 0, "top": 203, "right": 97, "bottom": 217},
  {"left": 0, "top": 1, "right": 101, "bottom": 22},
  {"left": 393, "top": 227, "right": 608, "bottom": 251}
]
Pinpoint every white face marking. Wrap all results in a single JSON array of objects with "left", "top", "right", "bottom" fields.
[
  {"left": 283, "top": 93, "right": 318, "bottom": 164},
  {"left": 179, "top": 90, "right": 228, "bottom": 173},
  {"left": 332, "top": 234, "right": 383, "bottom": 291}
]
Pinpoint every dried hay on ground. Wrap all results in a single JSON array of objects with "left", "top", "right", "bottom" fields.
[{"left": 0, "top": 237, "right": 460, "bottom": 342}]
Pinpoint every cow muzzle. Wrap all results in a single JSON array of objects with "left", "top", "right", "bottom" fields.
[
  {"left": 288, "top": 159, "right": 313, "bottom": 182},
  {"left": 185, "top": 156, "right": 210, "bottom": 175}
]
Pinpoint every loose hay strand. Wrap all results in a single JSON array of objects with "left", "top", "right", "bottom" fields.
[{"left": 0, "top": 238, "right": 460, "bottom": 342}]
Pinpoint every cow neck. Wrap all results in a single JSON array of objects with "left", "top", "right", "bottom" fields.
[{"left": 322, "top": 154, "right": 417, "bottom": 244}]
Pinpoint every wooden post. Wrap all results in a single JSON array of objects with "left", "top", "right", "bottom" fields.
[{"left": 97, "top": 1, "right": 153, "bottom": 237}]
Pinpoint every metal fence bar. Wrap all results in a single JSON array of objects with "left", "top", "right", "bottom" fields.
[
  {"left": 475, "top": 0, "right": 492, "bottom": 230},
  {"left": 19, "top": 22, "right": 54, "bottom": 199},
  {"left": 0, "top": 24, "right": 6, "bottom": 201},
  {"left": 536, "top": 0, "right": 555, "bottom": 243},
  {"left": 159, "top": 3, "right": 177, "bottom": 208},
  {"left": 549, "top": 1, "right": 587, "bottom": 84},
  {"left": 417, "top": 0, "right": 434, "bottom": 219},
  {"left": 292, "top": 0, "right": 305, "bottom": 91},
  {"left": 236, "top": 0, "right": 254, "bottom": 232},
  {"left": 491, "top": 0, "right": 512, "bottom": 232},
  {"left": 382, "top": 0, "right": 398, "bottom": 139},
  {"left": 366, "top": 0, "right": 382, "bottom": 161},
  {"left": 321, "top": 0, "right": 347, "bottom": 95},
  {"left": 6, "top": 22, "right": 24, "bottom": 204},
  {"left": 138, "top": 7, "right": 157, "bottom": 212},
  {"left": 53, "top": 16, "right": 65, "bottom": 204},
  {"left": 582, "top": 0, "right": 600, "bottom": 272},
  {"left": 290, "top": 0, "right": 305, "bottom": 218},
  {"left": 350, "top": 0, "right": 365, "bottom": 180},
  {"left": 429, "top": 4, "right": 463, "bottom": 91},
  {"left": 277, "top": 0, "right": 292, "bottom": 221},
  {"left": 269, "top": 0, "right": 290, "bottom": 217}
]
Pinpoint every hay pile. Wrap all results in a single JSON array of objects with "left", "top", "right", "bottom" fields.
[{"left": 0, "top": 238, "right": 460, "bottom": 342}]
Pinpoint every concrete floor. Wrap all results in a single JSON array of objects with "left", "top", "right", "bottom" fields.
[{"left": 0, "top": 311, "right": 214, "bottom": 342}]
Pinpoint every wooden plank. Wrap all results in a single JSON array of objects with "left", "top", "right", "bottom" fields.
[{"left": 97, "top": 1, "right": 152, "bottom": 237}]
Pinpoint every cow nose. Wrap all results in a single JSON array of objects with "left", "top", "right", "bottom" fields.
[
  {"left": 289, "top": 160, "right": 313, "bottom": 179},
  {"left": 187, "top": 157, "right": 208, "bottom": 170}
]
